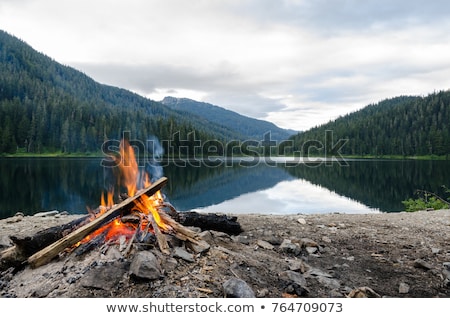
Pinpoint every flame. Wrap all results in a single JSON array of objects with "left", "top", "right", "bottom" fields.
[
  {"left": 118, "top": 139, "right": 138, "bottom": 197},
  {"left": 100, "top": 191, "right": 114, "bottom": 209},
  {"left": 134, "top": 192, "right": 168, "bottom": 231},
  {"left": 77, "top": 138, "right": 168, "bottom": 249}
]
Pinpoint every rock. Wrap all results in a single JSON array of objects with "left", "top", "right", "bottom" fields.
[
  {"left": 223, "top": 278, "right": 255, "bottom": 298},
  {"left": 287, "top": 259, "right": 310, "bottom": 273},
  {"left": 279, "top": 270, "right": 309, "bottom": 296},
  {"left": 414, "top": 259, "right": 433, "bottom": 270},
  {"left": 81, "top": 262, "right": 129, "bottom": 289},
  {"left": 6, "top": 215, "right": 23, "bottom": 223},
  {"left": 187, "top": 240, "right": 210, "bottom": 254},
  {"left": 34, "top": 210, "right": 59, "bottom": 217},
  {"left": 129, "top": 251, "right": 163, "bottom": 280},
  {"left": 431, "top": 248, "right": 441, "bottom": 254},
  {"left": 162, "top": 257, "right": 178, "bottom": 272},
  {"left": 173, "top": 246, "right": 195, "bottom": 263},
  {"left": 443, "top": 262, "right": 450, "bottom": 287},
  {"left": 347, "top": 286, "right": 381, "bottom": 298},
  {"left": 306, "top": 246, "right": 318, "bottom": 254},
  {"left": 232, "top": 234, "right": 251, "bottom": 245},
  {"left": 279, "top": 239, "right": 301, "bottom": 255},
  {"left": 210, "top": 230, "right": 231, "bottom": 240},
  {"left": 256, "top": 240, "right": 274, "bottom": 250},
  {"left": 399, "top": 282, "right": 410, "bottom": 294},
  {"left": 0, "top": 235, "right": 12, "bottom": 248},
  {"left": 305, "top": 267, "right": 334, "bottom": 278},
  {"left": 266, "top": 236, "right": 283, "bottom": 245},
  {"left": 322, "top": 236, "right": 332, "bottom": 243},
  {"left": 300, "top": 238, "right": 319, "bottom": 247},
  {"left": 316, "top": 275, "right": 340, "bottom": 290},
  {"left": 257, "top": 288, "right": 269, "bottom": 297},
  {"left": 297, "top": 218, "right": 307, "bottom": 225},
  {"left": 198, "top": 231, "right": 215, "bottom": 244},
  {"left": 305, "top": 267, "right": 340, "bottom": 289}
]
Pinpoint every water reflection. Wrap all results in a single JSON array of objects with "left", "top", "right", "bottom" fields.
[
  {"left": 0, "top": 158, "right": 449, "bottom": 219},
  {"left": 195, "top": 178, "right": 380, "bottom": 214}
]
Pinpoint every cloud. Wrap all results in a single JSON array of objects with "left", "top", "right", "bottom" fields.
[{"left": 1, "top": 0, "right": 450, "bottom": 131}]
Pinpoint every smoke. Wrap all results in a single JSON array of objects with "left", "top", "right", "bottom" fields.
[{"left": 145, "top": 135, "right": 165, "bottom": 182}]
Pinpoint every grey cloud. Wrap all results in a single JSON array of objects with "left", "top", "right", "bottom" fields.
[
  {"left": 73, "top": 61, "right": 287, "bottom": 119},
  {"left": 72, "top": 62, "right": 240, "bottom": 94},
  {"left": 235, "top": 0, "right": 450, "bottom": 34},
  {"left": 205, "top": 91, "right": 286, "bottom": 119}
]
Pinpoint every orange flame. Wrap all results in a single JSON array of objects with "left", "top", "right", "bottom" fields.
[
  {"left": 78, "top": 138, "right": 167, "bottom": 248},
  {"left": 118, "top": 139, "right": 138, "bottom": 197}
]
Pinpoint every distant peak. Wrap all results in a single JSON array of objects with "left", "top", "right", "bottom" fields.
[{"left": 161, "top": 96, "right": 179, "bottom": 105}]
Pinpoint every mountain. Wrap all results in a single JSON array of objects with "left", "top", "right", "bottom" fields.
[
  {"left": 0, "top": 30, "right": 287, "bottom": 155},
  {"left": 161, "top": 96, "right": 297, "bottom": 141},
  {"left": 289, "top": 92, "right": 450, "bottom": 157}
]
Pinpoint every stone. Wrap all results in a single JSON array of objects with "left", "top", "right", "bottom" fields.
[
  {"left": 81, "top": 262, "right": 129, "bottom": 289},
  {"left": 414, "top": 259, "right": 433, "bottom": 270},
  {"left": 129, "top": 251, "right": 163, "bottom": 280},
  {"left": 279, "top": 239, "right": 301, "bottom": 255},
  {"left": 305, "top": 267, "right": 334, "bottom": 278},
  {"left": 6, "top": 215, "right": 23, "bottom": 223},
  {"left": 187, "top": 240, "right": 210, "bottom": 254},
  {"left": 279, "top": 270, "right": 309, "bottom": 296},
  {"left": 223, "top": 278, "right": 255, "bottom": 298},
  {"left": 347, "top": 286, "right": 381, "bottom": 298},
  {"left": 297, "top": 218, "right": 306, "bottom": 225},
  {"left": 443, "top": 262, "right": 450, "bottom": 287},
  {"left": 306, "top": 246, "right": 318, "bottom": 254},
  {"left": 256, "top": 240, "right": 274, "bottom": 250},
  {"left": 34, "top": 210, "right": 59, "bottom": 217},
  {"left": 315, "top": 275, "right": 340, "bottom": 289},
  {"left": 198, "top": 231, "right": 214, "bottom": 244},
  {"left": 232, "top": 234, "right": 251, "bottom": 245},
  {"left": 287, "top": 259, "right": 310, "bottom": 273},
  {"left": 431, "top": 247, "right": 441, "bottom": 254},
  {"left": 300, "top": 238, "right": 319, "bottom": 247},
  {"left": 173, "top": 246, "right": 195, "bottom": 263},
  {"left": 0, "top": 235, "right": 12, "bottom": 248},
  {"left": 399, "top": 282, "right": 410, "bottom": 294}
]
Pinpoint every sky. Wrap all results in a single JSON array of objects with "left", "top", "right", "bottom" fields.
[{"left": 1, "top": 0, "right": 450, "bottom": 131}]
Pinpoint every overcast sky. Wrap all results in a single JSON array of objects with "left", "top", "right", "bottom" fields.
[{"left": 1, "top": 0, "right": 450, "bottom": 131}]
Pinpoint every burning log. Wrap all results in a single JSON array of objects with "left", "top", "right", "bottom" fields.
[{"left": 27, "top": 177, "right": 168, "bottom": 268}]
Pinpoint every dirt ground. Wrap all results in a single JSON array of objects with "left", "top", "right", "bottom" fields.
[{"left": 1, "top": 209, "right": 449, "bottom": 298}]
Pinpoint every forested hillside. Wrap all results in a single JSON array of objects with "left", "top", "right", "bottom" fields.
[
  {"left": 161, "top": 96, "right": 296, "bottom": 141},
  {"left": 289, "top": 92, "right": 450, "bottom": 157},
  {"left": 0, "top": 30, "right": 247, "bottom": 155}
]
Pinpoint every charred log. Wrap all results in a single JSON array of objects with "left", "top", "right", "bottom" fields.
[
  {"left": 177, "top": 211, "right": 243, "bottom": 235},
  {"left": 0, "top": 215, "right": 90, "bottom": 270}
]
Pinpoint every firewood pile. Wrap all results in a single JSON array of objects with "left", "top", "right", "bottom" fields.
[{"left": 0, "top": 176, "right": 242, "bottom": 272}]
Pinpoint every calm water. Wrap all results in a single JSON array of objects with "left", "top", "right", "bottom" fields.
[{"left": 1, "top": 157, "right": 449, "bottom": 219}]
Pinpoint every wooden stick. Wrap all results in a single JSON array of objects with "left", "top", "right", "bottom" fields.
[
  {"left": 159, "top": 210, "right": 199, "bottom": 243},
  {"left": 147, "top": 214, "right": 170, "bottom": 255},
  {"left": 27, "top": 177, "right": 168, "bottom": 268}
]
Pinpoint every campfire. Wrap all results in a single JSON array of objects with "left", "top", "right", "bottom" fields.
[{"left": 0, "top": 139, "right": 242, "bottom": 271}]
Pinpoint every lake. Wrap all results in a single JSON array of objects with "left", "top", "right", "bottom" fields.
[{"left": 1, "top": 157, "right": 449, "bottom": 219}]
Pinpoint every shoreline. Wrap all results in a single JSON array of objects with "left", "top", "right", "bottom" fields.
[{"left": 1, "top": 209, "right": 449, "bottom": 297}]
